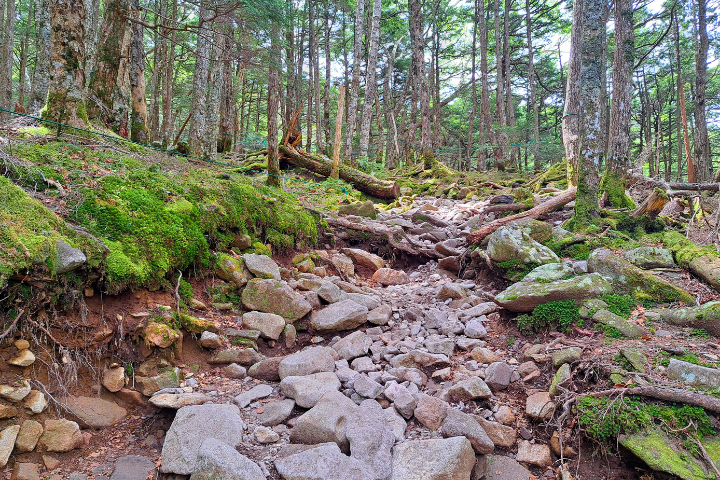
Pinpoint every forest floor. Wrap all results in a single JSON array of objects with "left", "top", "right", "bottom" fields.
[{"left": 2, "top": 126, "right": 720, "bottom": 480}]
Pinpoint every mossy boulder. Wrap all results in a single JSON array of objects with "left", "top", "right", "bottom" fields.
[
  {"left": 143, "top": 322, "right": 181, "bottom": 348},
  {"left": 215, "top": 254, "right": 250, "bottom": 288},
  {"left": 587, "top": 249, "right": 694, "bottom": 303},
  {"left": 338, "top": 200, "right": 377, "bottom": 219},
  {"left": 292, "top": 254, "right": 315, "bottom": 273},
  {"left": 494, "top": 273, "right": 612, "bottom": 312},
  {"left": 523, "top": 262, "right": 575, "bottom": 283},
  {"left": 241, "top": 278, "right": 312, "bottom": 322},
  {"left": 178, "top": 313, "right": 218, "bottom": 334},
  {"left": 620, "top": 427, "right": 718, "bottom": 480},
  {"left": 243, "top": 253, "right": 281, "bottom": 280},
  {"left": 650, "top": 302, "right": 720, "bottom": 336},
  {"left": 624, "top": 247, "right": 675, "bottom": 269},
  {"left": 592, "top": 309, "right": 645, "bottom": 338},
  {"left": 649, "top": 231, "right": 720, "bottom": 293},
  {"left": 487, "top": 225, "right": 559, "bottom": 267}
]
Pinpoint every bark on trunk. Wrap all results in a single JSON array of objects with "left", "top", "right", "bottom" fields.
[
  {"left": 344, "top": 0, "right": 366, "bottom": 161},
  {"left": 562, "top": 0, "right": 583, "bottom": 186},
  {"left": 188, "top": 1, "right": 212, "bottom": 157},
  {"left": 493, "top": 0, "right": 507, "bottom": 169},
  {"left": 409, "top": 0, "right": 431, "bottom": 156},
  {"left": 160, "top": 0, "right": 176, "bottom": 146},
  {"left": 29, "top": 0, "right": 51, "bottom": 114},
  {"left": 205, "top": 30, "right": 223, "bottom": 161},
  {"left": 267, "top": 33, "right": 281, "bottom": 188},
  {"left": 526, "top": 0, "right": 540, "bottom": 169},
  {"left": 44, "top": 0, "right": 88, "bottom": 128},
  {"left": 2, "top": 0, "right": 15, "bottom": 110},
  {"left": 693, "top": 0, "right": 711, "bottom": 181},
  {"left": 606, "top": 0, "right": 633, "bottom": 174},
  {"left": 478, "top": 0, "right": 490, "bottom": 171},
  {"left": 279, "top": 145, "right": 399, "bottom": 199},
  {"left": 357, "top": 0, "right": 382, "bottom": 163},
  {"left": 88, "top": 0, "right": 132, "bottom": 135},
  {"left": 129, "top": 0, "right": 148, "bottom": 143}
]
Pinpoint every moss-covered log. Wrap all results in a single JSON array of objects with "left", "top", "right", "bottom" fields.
[
  {"left": 279, "top": 145, "right": 399, "bottom": 199},
  {"left": 653, "top": 230, "right": 720, "bottom": 293},
  {"left": 631, "top": 188, "right": 669, "bottom": 218}
]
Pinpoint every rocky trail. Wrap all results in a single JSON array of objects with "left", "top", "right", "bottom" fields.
[{"left": 4, "top": 180, "right": 720, "bottom": 480}]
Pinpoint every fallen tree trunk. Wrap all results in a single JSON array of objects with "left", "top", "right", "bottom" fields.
[
  {"left": 279, "top": 145, "right": 399, "bottom": 199},
  {"left": 467, "top": 187, "right": 577, "bottom": 244},
  {"left": 631, "top": 188, "right": 669, "bottom": 218},
  {"left": 584, "top": 386, "right": 720, "bottom": 414}
]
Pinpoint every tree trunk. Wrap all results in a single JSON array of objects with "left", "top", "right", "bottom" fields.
[
  {"left": 693, "top": 0, "right": 710, "bottom": 181},
  {"left": 312, "top": 0, "right": 323, "bottom": 151},
  {"left": 344, "top": 0, "right": 366, "bottom": 161},
  {"left": 357, "top": 0, "right": 382, "bottom": 163},
  {"left": 526, "top": 0, "right": 540, "bottom": 169},
  {"left": 478, "top": 0, "right": 490, "bottom": 171},
  {"left": 160, "top": 0, "right": 176, "bottom": 146},
  {"left": 44, "top": 0, "right": 87, "bottom": 128},
  {"left": 562, "top": 0, "right": 583, "bottom": 187},
  {"left": 83, "top": 0, "right": 100, "bottom": 86},
  {"left": 331, "top": 86, "right": 345, "bottom": 179},
  {"left": 572, "top": 0, "right": 605, "bottom": 229},
  {"left": 129, "top": 0, "right": 148, "bottom": 143},
  {"left": 466, "top": 0, "right": 478, "bottom": 169},
  {"left": 267, "top": 33, "right": 281, "bottom": 188},
  {"left": 188, "top": 0, "right": 212, "bottom": 157},
  {"left": 306, "top": 0, "right": 314, "bottom": 151},
  {"left": 676, "top": 15, "right": 694, "bottom": 182},
  {"left": 409, "top": 0, "right": 431, "bottom": 157},
  {"left": 323, "top": 0, "right": 331, "bottom": 146},
  {"left": 29, "top": 0, "right": 51, "bottom": 114},
  {"left": 88, "top": 0, "right": 132, "bottom": 135},
  {"left": 204, "top": 30, "right": 223, "bottom": 161},
  {"left": 2, "top": 0, "right": 15, "bottom": 110},
  {"left": 218, "top": 24, "right": 235, "bottom": 153},
  {"left": 279, "top": 145, "right": 400, "bottom": 199},
  {"left": 18, "top": 12, "right": 31, "bottom": 108},
  {"left": 493, "top": 0, "right": 507, "bottom": 170}
]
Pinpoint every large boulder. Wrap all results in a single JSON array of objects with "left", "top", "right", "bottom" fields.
[
  {"left": 39, "top": 419, "right": 83, "bottom": 452},
  {"left": 193, "top": 438, "right": 265, "bottom": 480},
  {"left": 243, "top": 253, "right": 281, "bottom": 280},
  {"left": 274, "top": 442, "right": 373, "bottom": 480},
  {"left": 0, "top": 425, "right": 20, "bottom": 467},
  {"left": 624, "top": 247, "right": 676, "bottom": 269},
  {"left": 493, "top": 273, "right": 613, "bottom": 312},
  {"left": 667, "top": 359, "right": 720, "bottom": 389},
  {"left": 242, "top": 279, "right": 312, "bottom": 321},
  {"left": 588, "top": 249, "right": 694, "bottom": 303},
  {"left": 241, "top": 311, "right": 286, "bottom": 340},
  {"left": 649, "top": 302, "right": 720, "bottom": 336},
  {"left": 341, "top": 248, "right": 385, "bottom": 271},
  {"left": 372, "top": 268, "right": 409, "bottom": 286},
  {"left": 280, "top": 372, "right": 341, "bottom": 408},
  {"left": 278, "top": 346, "right": 336, "bottom": 379},
  {"left": 440, "top": 408, "right": 494, "bottom": 454},
  {"left": 391, "top": 436, "right": 476, "bottom": 480},
  {"left": 487, "top": 225, "right": 559, "bottom": 266},
  {"left": 310, "top": 300, "right": 369, "bottom": 332},
  {"left": 290, "top": 391, "right": 358, "bottom": 453},
  {"left": 66, "top": 396, "right": 127, "bottom": 428},
  {"left": 215, "top": 253, "right": 250, "bottom": 287},
  {"left": 523, "top": 262, "right": 575, "bottom": 283},
  {"left": 346, "top": 400, "right": 394, "bottom": 480},
  {"left": 333, "top": 331, "right": 372, "bottom": 360},
  {"left": 160, "top": 404, "right": 244, "bottom": 474}
]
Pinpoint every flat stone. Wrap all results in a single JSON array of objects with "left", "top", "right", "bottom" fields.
[
  {"left": 0, "top": 425, "right": 20, "bottom": 467},
  {"left": 39, "top": 419, "right": 83, "bottom": 453},
  {"left": 485, "top": 362, "right": 513, "bottom": 391},
  {"left": 254, "top": 399, "right": 295, "bottom": 426},
  {"left": 413, "top": 394, "right": 448, "bottom": 430},
  {"left": 621, "top": 347, "right": 648, "bottom": 374},
  {"left": 593, "top": 309, "right": 645, "bottom": 338},
  {"left": 371, "top": 268, "right": 409, "bottom": 286},
  {"left": 280, "top": 372, "right": 341, "bottom": 408},
  {"left": 255, "top": 425, "right": 280, "bottom": 443},
  {"left": 525, "top": 392, "right": 555, "bottom": 420},
  {"left": 311, "top": 300, "right": 369, "bottom": 332},
  {"left": 193, "top": 437, "right": 265, "bottom": 480},
  {"left": 367, "top": 304, "right": 392, "bottom": 325},
  {"left": 347, "top": 293, "right": 382, "bottom": 310},
  {"left": 341, "top": 248, "right": 385, "bottom": 271},
  {"left": 625, "top": 247, "right": 676, "bottom": 269},
  {"left": 494, "top": 273, "right": 612, "bottom": 312},
  {"left": 9, "top": 349, "right": 35, "bottom": 367},
  {"left": 0, "top": 404, "right": 16, "bottom": 419},
  {"left": 150, "top": 393, "right": 211, "bottom": 409},
  {"left": 243, "top": 253, "right": 281, "bottom": 280},
  {"left": 469, "top": 347, "right": 502, "bottom": 364},
  {"left": 242, "top": 278, "right": 312, "bottom": 321},
  {"left": 477, "top": 418, "right": 517, "bottom": 448},
  {"left": 339, "top": 200, "right": 377, "bottom": 219},
  {"left": 440, "top": 408, "right": 494, "bottom": 454},
  {"left": 274, "top": 442, "right": 372, "bottom": 480},
  {"left": 333, "top": 331, "right": 372, "bottom": 360},
  {"left": 160, "top": 404, "right": 244, "bottom": 474},
  {"left": 317, "top": 281, "right": 343, "bottom": 303},
  {"left": 448, "top": 377, "right": 492, "bottom": 402},
  {"left": 209, "top": 348, "right": 262, "bottom": 366},
  {"left": 549, "top": 363, "right": 572, "bottom": 398},
  {"left": 391, "top": 436, "right": 476, "bottom": 480},
  {"left": 290, "top": 391, "right": 358, "bottom": 452},
  {"left": 551, "top": 347, "right": 582, "bottom": 367},
  {"left": 346, "top": 399, "right": 394, "bottom": 480},
  {"left": 234, "top": 384, "right": 274, "bottom": 408},
  {"left": 667, "top": 358, "right": 720, "bottom": 389},
  {"left": 0, "top": 379, "right": 31, "bottom": 402},
  {"left": 223, "top": 363, "right": 247, "bottom": 379},
  {"left": 390, "top": 350, "right": 449, "bottom": 369},
  {"left": 437, "top": 284, "right": 467, "bottom": 301},
  {"left": 517, "top": 441, "right": 553, "bottom": 467},
  {"left": 242, "top": 311, "right": 286, "bottom": 340},
  {"left": 495, "top": 405, "right": 516, "bottom": 425},
  {"left": 12, "top": 463, "right": 41, "bottom": 480},
  {"left": 279, "top": 346, "right": 336, "bottom": 379},
  {"left": 425, "top": 337, "right": 455, "bottom": 356},
  {"left": 483, "top": 455, "right": 531, "bottom": 480},
  {"left": 523, "top": 262, "right": 576, "bottom": 283},
  {"left": 109, "top": 456, "right": 156, "bottom": 480},
  {"left": 66, "top": 396, "right": 127, "bottom": 428},
  {"left": 14, "top": 420, "right": 44, "bottom": 453}
]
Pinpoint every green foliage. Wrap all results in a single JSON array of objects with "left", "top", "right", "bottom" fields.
[
  {"left": 495, "top": 260, "right": 539, "bottom": 281},
  {"left": 600, "top": 294, "right": 637, "bottom": 319},
  {"left": 690, "top": 328, "right": 711, "bottom": 339},
  {"left": 178, "top": 278, "right": 193, "bottom": 302},
  {"left": 578, "top": 396, "right": 715, "bottom": 444},
  {"left": 517, "top": 300, "right": 581, "bottom": 335}
]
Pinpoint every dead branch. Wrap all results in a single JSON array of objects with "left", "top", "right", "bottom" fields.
[{"left": 583, "top": 386, "right": 720, "bottom": 414}]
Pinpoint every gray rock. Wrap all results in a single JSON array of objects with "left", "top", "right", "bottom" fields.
[
  {"left": 279, "top": 346, "right": 337, "bottom": 379},
  {"left": 109, "top": 456, "right": 156, "bottom": 480},
  {"left": 215, "top": 253, "right": 250, "bottom": 287},
  {"left": 248, "top": 357, "right": 284, "bottom": 381},
  {"left": 223, "top": 363, "right": 247, "bottom": 379},
  {"left": 389, "top": 350, "right": 449, "bottom": 369},
  {"left": 274, "top": 442, "right": 372, "bottom": 480},
  {"left": 549, "top": 363, "right": 572, "bottom": 398},
  {"left": 337, "top": 366, "right": 360, "bottom": 383},
  {"left": 624, "top": 246, "right": 676, "bottom": 269},
  {"left": 347, "top": 293, "right": 382, "bottom": 311},
  {"left": 195, "top": 437, "right": 265, "bottom": 480},
  {"left": 436, "top": 284, "right": 467, "bottom": 301},
  {"left": 353, "top": 375, "right": 384, "bottom": 399},
  {"left": 424, "top": 337, "right": 455, "bottom": 356},
  {"left": 234, "top": 384, "right": 274, "bottom": 408},
  {"left": 290, "top": 391, "right": 358, "bottom": 452},
  {"left": 448, "top": 377, "right": 492, "bottom": 402},
  {"left": 391, "top": 436, "right": 476, "bottom": 480},
  {"left": 523, "top": 262, "right": 575, "bottom": 283},
  {"left": 393, "top": 394, "right": 417, "bottom": 419},
  {"left": 384, "top": 407, "right": 407, "bottom": 441},
  {"left": 280, "top": 372, "right": 341, "bottom": 408},
  {"left": 487, "top": 226, "right": 559, "bottom": 266},
  {"left": 55, "top": 239, "right": 86, "bottom": 274},
  {"left": 440, "top": 320, "right": 465, "bottom": 336},
  {"left": 333, "top": 331, "right": 372, "bottom": 360},
  {"left": 339, "top": 201, "right": 377, "bottom": 220},
  {"left": 346, "top": 400, "right": 394, "bottom": 480},
  {"left": 485, "top": 362, "right": 513, "bottom": 391},
  {"left": 516, "top": 440, "right": 553, "bottom": 467},
  {"left": 66, "top": 396, "right": 126, "bottom": 428},
  {"left": 423, "top": 309, "right": 448, "bottom": 329},
  {"left": 667, "top": 358, "right": 720, "bottom": 389},
  {"left": 458, "top": 302, "right": 498, "bottom": 319},
  {"left": 367, "top": 304, "right": 392, "bottom": 325},
  {"left": 494, "top": 273, "right": 613, "bottom": 312},
  {"left": 552, "top": 347, "right": 582, "bottom": 367},
  {"left": 648, "top": 301, "right": 720, "bottom": 337},
  {"left": 592, "top": 309, "right": 645, "bottom": 338},
  {"left": 0, "top": 425, "right": 20, "bottom": 468},
  {"left": 200, "top": 331, "right": 223, "bottom": 349},
  {"left": 620, "top": 347, "right": 648, "bottom": 373},
  {"left": 243, "top": 253, "right": 281, "bottom": 280},
  {"left": 255, "top": 399, "right": 295, "bottom": 426},
  {"left": 160, "top": 404, "right": 244, "bottom": 474},
  {"left": 311, "top": 300, "right": 369, "bottom": 332},
  {"left": 464, "top": 319, "right": 487, "bottom": 339},
  {"left": 476, "top": 418, "right": 517, "bottom": 448},
  {"left": 341, "top": 248, "right": 385, "bottom": 271},
  {"left": 318, "top": 281, "right": 344, "bottom": 303},
  {"left": 440, "top": 408, "right": 494, "bottom": 454},
  {"left": 150, "top": 393, "right": 212, "bottom": 409},
  {"left": 413, "top": 394, "right": 448, "bottom": 430},
  {"left": 242, "top": 279, "right": 312, "bottom": 321},
  {"left": 209, "top": 348, "right": 262, "bottom": 366},
  {"left": 242, "top": 311, "right": 286, "bottom": 340},
  {"left": 588, "top": 249, "right": 693, "bottom": 303},
  {"left": 483, "top": 455, "right": 531, "bottom": 480},
  {"left": 352, "top": 356, "right": 378, "bottom": 373}
]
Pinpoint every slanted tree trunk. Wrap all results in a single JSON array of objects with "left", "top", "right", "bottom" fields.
[
  {"left": 129, "top": 0, "right": 148, "bottom": 143},
  {"left": 44, "top": 0, "right": 88, "bottom": 128},
  {"left": 344, "top": 0, "right": 366, "bottom": 161},
  {"left": 693, "top": 0, "right": 710, "bottom": 181},
  {"left": 188, "top": 0, "right": 212, "bottom": 157},
  {"left": 88, "top": 0, "right": 132, "bottom": 135},
  {"left": 562, "top": 0, "right": 583, "bottom": 187},
  {"left": 29, "top": 0, "right": 51, "bottom": 114},
  {"left": 357, "top": 0, "right": 382, "bottom": 163},
  {"left": 602, "top": 0, "right": 634, "bottom": 208}
]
